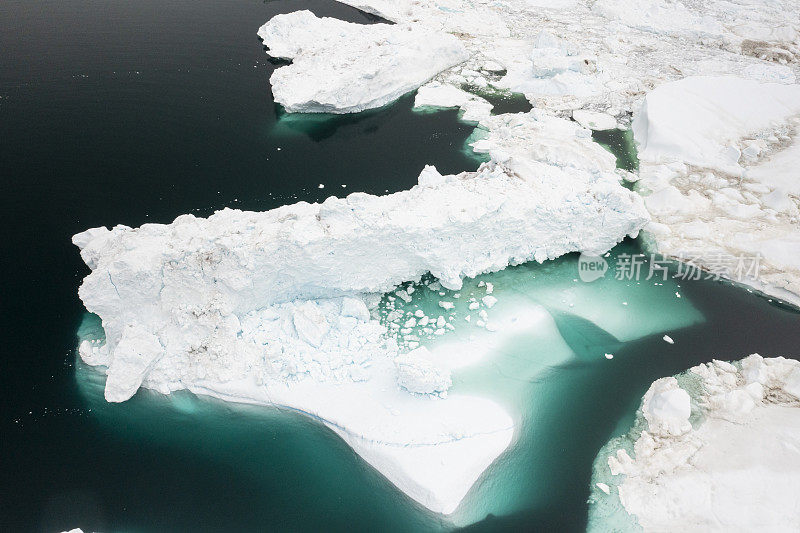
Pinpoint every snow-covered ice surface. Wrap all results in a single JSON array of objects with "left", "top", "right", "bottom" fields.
[
  {"left": 589, "top": 355, "right": 800, "bottom": 532},
  {"left": 633, "top": 76, "right": 800, "bottom": 307},
  {"left": 257, "top": 11, "right": 468, "bottom": 113}
]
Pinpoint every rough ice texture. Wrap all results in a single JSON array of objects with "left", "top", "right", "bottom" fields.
[
  {"left": 633, "top": 76, "right": 800, "bottom": 306},
  {"left": 598, "top": 355, "right": 800, "bottom": 531},
  {"left": 74, "top": 152, "right": 647, "bottom": 513},
  {"left": 257, "top": 11, "right": 468, "bottom": 113}
]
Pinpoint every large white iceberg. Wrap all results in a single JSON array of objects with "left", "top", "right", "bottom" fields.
[
  {"left": 257, "top": 10, "right": 468, "bottom": 113},
  {"left": 74, "top": 155, "right": 647, "bottom": 514},
  {"left": 591, "top": 355, "right": 800, "bottom": 531},
  {"left": 633, "top": 76, "right": 800, "bottom": 305}
]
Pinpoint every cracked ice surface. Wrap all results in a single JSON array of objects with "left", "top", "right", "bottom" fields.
[
  {"left": 589, "top": 355, "right": 800, "bottom": 532},
  {"left": 633, "top": 76, "right": 800, "bottom": 306},
  {"left": 74, "top": 152, "right": 646, "bottom": 513}
]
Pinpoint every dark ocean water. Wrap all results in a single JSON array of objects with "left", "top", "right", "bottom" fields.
[{"left": 2, "top": 1, "right": 800, "bottom": 532}]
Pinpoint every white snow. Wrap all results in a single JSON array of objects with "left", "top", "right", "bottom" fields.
[
  {"left": 599, "top": 355, "right": 800, "bottom": 532},
  {"left": 257, "top": 11, "right": 468, "bottom": 113},
  {"left": 634, "top": 76, "right": 800, "bottom": 306}
]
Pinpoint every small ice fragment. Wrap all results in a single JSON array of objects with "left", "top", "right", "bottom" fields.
[
  {"left": 439, "top": 301, "right": 454, "bottom": 310},
  {"left": 469, "top": 302, "right": 480, "bottom": 310},
  {"left": 482, "top": 295, "right": 497, "bottom": 308},
  {"left": 485, "top": 282, "right": 494, "bottom": 294},
  {"left": 396, "top": 290, "right": 412, "bottom": 303},
  {"left": 604, "top": 353, "right": 614, "bottom": 359},
  {"left": 663, "top": 335, "right": 674, "bottom": 344},
  {"left": 414, "top": 310, "right": 425, "bottom": 318},
  {"left": 318, "top": 184, "right": 325, "bottom": 189},
  {"left": 596, "top": 482, "right": 611, "bottom": 494}
]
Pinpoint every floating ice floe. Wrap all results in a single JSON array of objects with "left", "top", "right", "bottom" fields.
[
  {"left": 590, "top": 355, "right": 800, "bottom": 532},
  {"left": 414, "top": 82, "right": 493, "bottom": 123},
  {"left": 634, "top": 76, "right": 800, "bottom": 306},
  {"left": 257, "top": 10, "right": 468, "bottom": 113}
]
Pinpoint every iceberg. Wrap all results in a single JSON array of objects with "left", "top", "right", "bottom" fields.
[
  {"left": 257, "top": 11, "right": 468, "bottom": 113},
  {"left": 74, "top": 156, "right": 647, "bottom": 514},
  {"left": 633, "top": 76, "right": 800, "bottom": 306},
  {"left": 590, "top": 355, "right": 800, "bottom": 532}
]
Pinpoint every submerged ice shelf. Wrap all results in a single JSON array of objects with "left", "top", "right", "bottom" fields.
[{"left": 589, "top": 354, "right": 800, "bottom": 532}]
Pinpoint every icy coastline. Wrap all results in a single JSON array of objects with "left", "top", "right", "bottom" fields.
[{"left": 589, "top": 355, "right": 800, "bottom": 531}]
